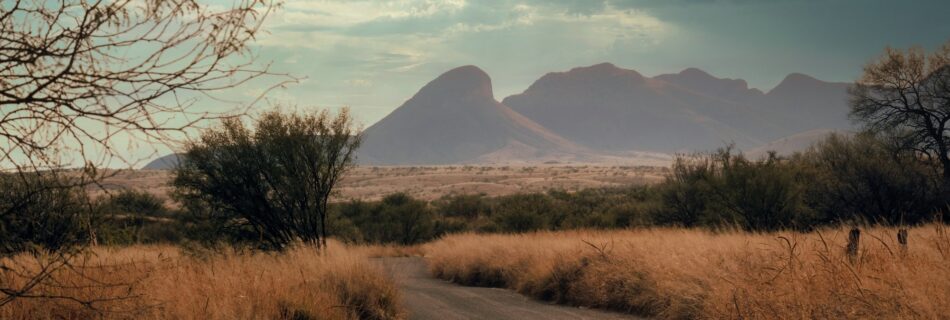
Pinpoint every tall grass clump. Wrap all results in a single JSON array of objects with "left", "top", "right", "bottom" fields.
[
  {"left": 0, "top": 243, "right": 405, "bottom": 320},
  {"left": 425, "top": 225, "right": 950, "bottom": 319}
]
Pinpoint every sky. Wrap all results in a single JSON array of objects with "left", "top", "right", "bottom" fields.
[{"left": 246, "top": 0, "right": 950, "bottom": 127}]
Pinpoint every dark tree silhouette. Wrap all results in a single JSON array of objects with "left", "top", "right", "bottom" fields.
[
  {"left": 173, "top": 109, "right": 362, "bottom": 251},
  {"left": 850, "top": 41, "right": 950, "bottom": 194}
]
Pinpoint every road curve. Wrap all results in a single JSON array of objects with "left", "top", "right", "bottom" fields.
[{"left": 375, "top": 257, "right": 639, "bottom": 320}]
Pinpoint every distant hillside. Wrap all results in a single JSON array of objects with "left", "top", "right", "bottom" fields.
[
  {"left": 358, "top": 66, "right": 585, "bottom": 165},
  {"left": 654, "top": 67, "right": 764, "bottom": 104},
  {"left": 654, "top": 68, "right": 852, "bottom": 139},
  {"left": 502, "top": 63, "right": 789, "bottom": 152},
  {"left": 502, "top": 63, "right": 853, "bottom": 153},
  {"left": 142, "top": 153, "right": 182, "bottom": 170},
  {"left": 755, "top": 73, "right": 852, "bottom": 133}
]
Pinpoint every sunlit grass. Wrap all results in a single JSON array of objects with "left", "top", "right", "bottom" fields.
[
  {"left": 1, "top": 242, "right": 405, "bottom": 320},
  {"left": 425, "top": 225, "right": 950, "bottom": 319}
]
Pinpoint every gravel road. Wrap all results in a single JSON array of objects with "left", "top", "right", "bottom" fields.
[{"left": 376, "top": 257, "right": 639, "bottom": 320}]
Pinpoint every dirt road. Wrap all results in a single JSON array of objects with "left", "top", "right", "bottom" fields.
[{"left": 377, "top": 257, "right": 638, "bottom": 320}]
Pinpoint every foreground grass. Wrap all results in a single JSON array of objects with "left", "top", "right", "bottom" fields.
[
  {"left": 425, "top": 225, "right": 950, "bottom": 319},
  {"left": 1, "top": 243, "right": 405, "bottom": 320}
]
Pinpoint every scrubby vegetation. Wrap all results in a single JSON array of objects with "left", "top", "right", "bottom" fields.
[
  {"left": 321, "top": 134, "right": 946, "bottom": 245},
  {"left": 425, "top": 225, "right": 950, "bottom": 319},
  {"left": 95, "top": 190, "right": 186, "bottom": 245},
  {"left": 80, "top": 126, "right": 950, "bottom": 252},
  {"left": 0, "top": 173, "right": 94, "bottom": 255},
  {"left": 653, "top": 134, "right": 944, "bottom": 231},
  {"left": 83, "top": 133, "right": 943, "bottom": 249}
]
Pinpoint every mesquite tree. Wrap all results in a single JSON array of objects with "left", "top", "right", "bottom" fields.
[
  {"left": 850, "top": 41, "right": 950, "bottom": 195},
  {"left": 173, "top": 109, "right": 361, "bottom": 250}
]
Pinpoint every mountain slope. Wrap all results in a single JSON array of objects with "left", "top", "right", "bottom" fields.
[
  {"left": 654, "top": 67, "right": 764, "bottom": 104},
  {"left": 142, "top": 153, "right": 182, "bottom": 170},
  {"left": 503, "top": 63, "right": 853, "bottom": 153},
  {"left": 756, "top": 73, "right": 853, "bottom": 133},
  {"left": 502, "top": 63, "right": 784, "bottom": 152},
  {"left": 359, "top": 66, "right": 583, "bottom": 165},
  {"left": 654, "top": 70, "right": 852, "bottom": 135}
]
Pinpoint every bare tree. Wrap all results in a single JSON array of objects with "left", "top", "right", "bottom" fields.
[
  {"left": 0, "top": 0, "right": 286, "bottom": 311},
  {"left": 850, "top": 41, "right": 950, "bottom": 194},
  {"left": 0, "top": 0, "right": 290, "bottom": 171}
]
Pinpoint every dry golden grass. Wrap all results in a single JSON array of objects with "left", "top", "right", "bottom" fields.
[
  {"left": 98, "top": 165, "right": 666, "bottom": 203},
  {"left": 1, "top": 242, "right": 405, "bottom": 320},
  {"left": 424, "top": 225, "right": 950, "bottom": 319},
  {"left": 354, "top": 244, "right": 425, "bottom": 258}
]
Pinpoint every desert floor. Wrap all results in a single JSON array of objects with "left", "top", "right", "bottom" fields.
[{"left": 91, "top": 165, "right": 668, "bottom": 202}]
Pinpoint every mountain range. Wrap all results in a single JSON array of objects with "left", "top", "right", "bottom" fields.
[
  {"left": 144, "top": 63, "right": 853, "bottom": 168},
  {"left": 358, "top": 63, "right": 852, "bottom": 165}
]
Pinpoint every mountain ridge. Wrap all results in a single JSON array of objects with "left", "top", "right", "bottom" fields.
[{"left": 357, "top": 65, "right": 587, "bottom": 165}]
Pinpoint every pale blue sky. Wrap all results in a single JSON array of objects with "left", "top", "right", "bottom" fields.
[{"left": 246, "top": 0, "right": 950, "bottom": 127}]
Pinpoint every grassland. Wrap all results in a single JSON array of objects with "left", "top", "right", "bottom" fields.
[
  {"left": 424, "top": 225, "right": 950, "bottom": 319},
  {"left": 92, "top": 165, "right": 666, "bottom": 203},
  {"left": 62, "top": 164, "right": 950, "bottom": 319},
  {"left": 0, "top": 243, "right": 405, "bottom": 320}
]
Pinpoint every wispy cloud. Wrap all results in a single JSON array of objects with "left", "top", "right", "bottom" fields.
[{"left": 236, "top": 0, "right": 950, "bottom": 132}]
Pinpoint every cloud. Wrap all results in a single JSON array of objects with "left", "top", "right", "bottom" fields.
[
  {"left": 245, "top": 0, "right": 674, "bottom": 126},
  {"left": 253, "top": 0, "right": 670, "bottom": 89},
  {"left": 258, "top": 0, "right": 667, "bottom": 46},
  {"left": 343, "top": 79, "right": 373, "bottom": 87}
]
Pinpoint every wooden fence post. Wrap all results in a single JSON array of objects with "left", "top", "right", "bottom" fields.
[
  {"left": 897, "top": 228, "right": 908, "bottom": 255},
  {"left": 846, "top": 228, "right": 860, "bottom": 262}
]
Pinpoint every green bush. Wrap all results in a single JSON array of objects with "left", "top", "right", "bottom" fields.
[
  {"left": 96, "top": 190, "right": 184, "bottom": 245},
  {"left": 0, "top": 173, "right": 92, "bottom": 255},
  {"left": 796, "top": 133, "right": 942, "bottom": 224},
  {"left": 339, "top": 194, "right": 437, "bottom": 245},
  {"left": 491, "top": 194, "right": 553, "bottom": 232},
  {"left": 654, "top": 148, "right": 816, "bottom": 231},
  {"left": 653, "top": 156, "right": 715, "bottom": 228},
  {"left": 653, "top": 135, "right": 945, "bottom": 231},
  {"left": 434, "top": 194, "right": 489, "bottom": 219}
]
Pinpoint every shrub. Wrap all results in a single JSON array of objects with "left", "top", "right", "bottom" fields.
[
  {"left": 491, "top": 194, "right": 553, "bottom": 232},
  {"left": 654, "top": 148, "right": 815, "bottom": 231},
  {"left": 0, "top": 173, "right": 91, "bottom": 255},
  {"left": 96, "top": 190, "right": 184, "bottom": 245},
  {"left": 341, "top": 194, "right": 437, "bottom": 245},
  {"left": 173, "top": 109, "right": 361, "bottom": 250},
  {"left": 797, "top": 133, "right": 942, "bottom": 224},
  {"left": 434, "top": 194, "right": 489, "bottom": 219}
]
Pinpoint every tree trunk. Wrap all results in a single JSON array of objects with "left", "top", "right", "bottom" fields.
[
  {"left": 941, "top": 155, "right": 950, "bottom": 211},
  {"left": 320, "top": 200, "right": 328, "bottom": 251}
]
